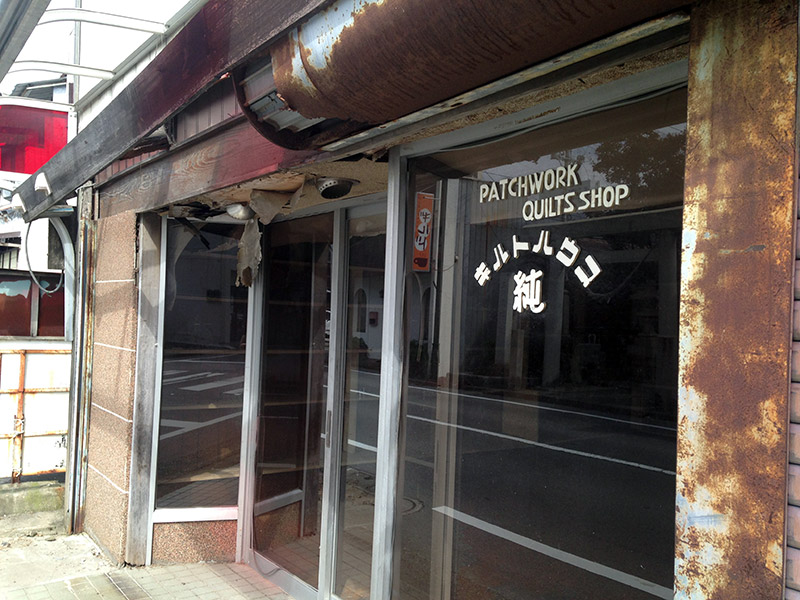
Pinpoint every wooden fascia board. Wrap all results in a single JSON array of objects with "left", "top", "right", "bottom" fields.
[
  {"left": 96, "top": 119, "right": 318, "bottom": 219},
  {"left": 18, "top": 0, "right": 330, "bottom": 221}
]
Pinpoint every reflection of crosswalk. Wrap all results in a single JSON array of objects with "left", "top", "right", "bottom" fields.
[
  {"left": 162, "top": 368, "right": 244, "bottom": 394},
  {"left": 159, "top": 411, "right": 242, "bottom": 440},
  {"left": 182, "top": 375, "right": 244, "bottom": 392},
  {"left": 162, "top": 371, "right": 223, "bottom": 384},
  {"left": 158, "top": 367, "right": 245, "bottom": 440}
]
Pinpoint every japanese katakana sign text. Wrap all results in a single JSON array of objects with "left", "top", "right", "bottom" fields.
[{"left": 473, "top": 230, "right": 602, "bottom": 315}]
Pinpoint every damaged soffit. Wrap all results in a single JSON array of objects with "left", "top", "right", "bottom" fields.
[{"left": 163, "top": 156, "right": 388, "bottom": 221}]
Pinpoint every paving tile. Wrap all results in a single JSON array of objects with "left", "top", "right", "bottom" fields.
[
  {"left": 72, "top": 591, "right": 103, "bottom": 600},
  {"left": 5, "top": 561, "right": 303, "bottom": 600},
  {"left": 47, "top": 588, "right": 78, "bottom": 600}
]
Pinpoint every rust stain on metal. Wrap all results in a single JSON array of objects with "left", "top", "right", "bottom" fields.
[
  {"left": 11, "top": 353, "right": 26, "bottom": 483},
  {"left": 0, "top": 387, "right": 70, "bottom": 394},
  {"left": 271, "top": 0, "right": 687, "bottom": 124},
  {"left": 0, "top": 430, "right": 68, "bottom": 440},
  {"left": 676, "top": 1, "right": 797, "bottom": 598},
  {"left": 2, "top": 347, "right": 71, "bottom": 480}
]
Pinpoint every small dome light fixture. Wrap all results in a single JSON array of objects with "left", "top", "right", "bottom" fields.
[
  {"left": 316, "top": 177, "right": 358, "bottom": 200},
  {"left": 226, "top": 203, "right": 255, "bottom": 220}
]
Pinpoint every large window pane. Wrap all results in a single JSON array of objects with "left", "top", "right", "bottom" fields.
[
  {"left": 0, "top": 274, "right": 32, "bottom": 336},
  {"left": 155, "top": 221, "right": 248, "bottom": 508},
  {"left": 252, "top": 214, "right": 333, "bottom": 589},
  {"left": 398, "top": 90, "right": 685, "bottom": 600},
  {"left": 0, "top": 272, "right": 64, "bottom": 337},
  {"left": 37, "top": 277, "right": 65, "bottom": 336}
]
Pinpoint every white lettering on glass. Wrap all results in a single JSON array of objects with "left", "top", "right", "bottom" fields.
[
  {"left": 493, "top": 244, "right": 510, "bottom": 271},
  {"left": 513, "top": 269, "right": 546, "bottom": 314},
  {"left": 575, "top": 254, "right": 602, "bottom": 288},
  {"left": 474, "top": 262, "right": 492, "bottom": 286},
  {"left": 555, "top": 237, "right": 580, "bottom": 267},
  {"left": 512, "top": 235, "right": 530, "bottom": 258},
  {"left": 532, "top": 230, "right": 553, "bottom": 256},
  {"left": 473, "top": 231, "right": 603, "bottom": 316}
]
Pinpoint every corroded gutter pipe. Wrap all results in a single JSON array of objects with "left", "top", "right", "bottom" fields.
[{"left": 270, "top": 0, "right": 687, "bottom": 125}]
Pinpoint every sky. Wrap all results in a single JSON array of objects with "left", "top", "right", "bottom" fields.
[{"left": 0, "top": 0, "right": 196, "bottom": 97}]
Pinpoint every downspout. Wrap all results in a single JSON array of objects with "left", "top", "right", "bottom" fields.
[
  {"left": 64, "top": 185, "right": 93, "bottom": 533},
  {"left": 231, "top": 64, "right": 364, "bottom": 151}
]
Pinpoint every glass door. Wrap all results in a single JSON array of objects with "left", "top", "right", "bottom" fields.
[
  {"left": 330, "top": 207, "right": 387, "bottom": 600},
  {"left": 251, "top": 213, "right": 333, "bottom": 597},
  {"left": 248, "top": 203, "right": 388, "bottom": 600}
]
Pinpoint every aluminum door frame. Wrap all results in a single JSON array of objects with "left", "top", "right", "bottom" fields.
[{"left": 237, "top": 191, "right": 395, "bottom": 600}]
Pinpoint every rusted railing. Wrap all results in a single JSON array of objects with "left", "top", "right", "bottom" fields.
[{"left": 0, "top": 348, "right": 71, "bottom": 482}]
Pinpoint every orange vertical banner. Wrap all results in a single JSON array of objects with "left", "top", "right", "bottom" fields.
[{"left": 412, "top": 192, "right": 434, "bottom": 272}]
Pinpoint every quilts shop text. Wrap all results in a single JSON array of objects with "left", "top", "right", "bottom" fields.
[{"left": 478, "top": 163, "right": 630, "bottom": 222}]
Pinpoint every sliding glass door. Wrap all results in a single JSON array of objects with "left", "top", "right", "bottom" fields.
[
  {"left": 249, "top": 204, "right": 387, "bottom": 600},
  {"left": 332, "top": 208, "right": 387, "bottom": 600},
  {"left": 252, "top": 214, "right": 333, "bottom": 593}
]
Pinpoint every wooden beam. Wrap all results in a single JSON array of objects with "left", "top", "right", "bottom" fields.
[
  {"left": 97, "top": 119, "right": 316, "bottom": 219},
  {"left": 18, "top": 0, "right": 329, "bottom": 221}
]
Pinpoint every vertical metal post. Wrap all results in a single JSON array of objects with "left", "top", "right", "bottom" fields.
[
  {"left": 237, "top": 254, "right": 265, "bottom": 563},
  {"left": 143, "top": 217, "right": 168, "bottom": 565},
  {"left": 429, "top": 179, "right": 464, "bottom": 600},
  {"left": 30, "top": 286, "right": 40, "bottom": 336},
  {"left": 11, "top": 352, "right": 27, "bottom": 483},
  {"left": 319, "top": 208, "right": 347, "bottom": 599},
  {"left": 65, "top": 185, "right": 95, "bottom": 532},
  {"left": 370, "top": 148, "right": 407, "bottom": 599},
  {"left": 72, "top": 0, "right": 82, "bottom": 103}
]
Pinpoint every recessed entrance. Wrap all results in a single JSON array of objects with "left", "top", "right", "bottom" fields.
[{"left": 248, "top": 204, "right": 387, "bottom": 600}]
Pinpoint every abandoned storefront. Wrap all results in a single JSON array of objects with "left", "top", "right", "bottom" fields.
[{"left": 12, "top": 1, "right": 800, "bottom": 598}]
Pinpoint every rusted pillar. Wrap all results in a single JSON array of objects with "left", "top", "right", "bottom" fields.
[
  {"left": 11, "top": 352, "right": 26, "bottom": 483},
  {"left": 677, "top": 0, "right": 798, "bottom": 598}
]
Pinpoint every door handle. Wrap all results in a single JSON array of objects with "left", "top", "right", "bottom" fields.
[{"left": 325, "top": 409, "right": 332, "bottom": 448}]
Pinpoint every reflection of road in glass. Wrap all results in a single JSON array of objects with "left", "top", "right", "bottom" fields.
[
  {"left": 160, "top": 353, "right": 245, "bottom": 422},
  {"left": 344, "top": 370, "right": 675, "bottom": 599},
  {"left": 156, "top": 353, "right": 246, "bottom": 508}
]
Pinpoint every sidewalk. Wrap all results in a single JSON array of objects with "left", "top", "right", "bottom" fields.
[
  {"left": 0, "top": 511, "right": 297, "bottom": 600},
  {"left": 3, "top": 563, "right": 296, "bottom": 600}
]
